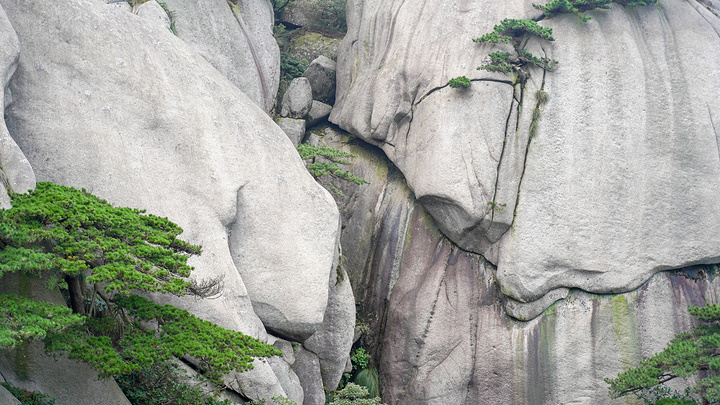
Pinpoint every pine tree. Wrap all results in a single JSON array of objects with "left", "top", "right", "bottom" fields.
[
  {"left": 606, "top": 304, "right": 720, "bottom": 405},
  {"left": 0, "top": 182, "right": 280, "bottom": 385}
]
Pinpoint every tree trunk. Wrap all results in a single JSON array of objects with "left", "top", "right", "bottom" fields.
[{"left": 66, "top": 274, "right": 86, "bottom": 315}]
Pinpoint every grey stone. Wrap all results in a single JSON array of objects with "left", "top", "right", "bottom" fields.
[
  {"left": 331, "top": 0, "right": 720, "bottom": 307},
  {"left": 303, "top": 266, "right": 355, "bottom": 391},
  {"left": 2, "top": 0, "right": 339, "bottom": 350},
  {"left": 279, "top": 0, "right": 323, "bottom": 27},
  {"left": 290, "top": 346, "right": 326, "bottom": 405},
  {"left": 136, "top": 0, "right": 171, "bottom": 31},
  {"left": 0, "top": 2, "right": 34, "bottom": 208},
  {"left": 277, "top": 117, "right": 306, "bottom": 147},
  {"left": 162, "top": 0, "right": 279, "bottom": 112},
  {"left": 503, "top": 287, "right": 569, "bottom": 321},
  {"left": 306, "top": 100, "right": 332, "bottom": 127},
  {"left": 303, "top": 55, "right": 336, "bottom": 104},
  {"left": 226, "top": 359, "right": 289, "bottom": 404},
  {"left": 327, "top": 123, "right": 720, "bottom": 404},
  {"left": 0, "top": 385, "right": 19, "bottom": 405},
  {"left": 268, "top": 357, "right": 304, "bottom": 405},
  {"left": 281, "top": 77, "right": 313, "bottom": 118},
  {"left": 271, "top": 338, "right": 296, "bottom": 365},
  {"left": 289, "top": 32, "right": 342, "bottom": 63}
]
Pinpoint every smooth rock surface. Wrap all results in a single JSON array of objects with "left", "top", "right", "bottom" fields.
[
  {"left": 281, "top": 77, "right": 313, "bottom": 118},
  {"left": 0, "top": 2, "right": 33, "bottom": 208},
  {"left": 277, "top": 117, "right": 306, "bottom": 146},
  {"left": 268, "top": 356, "right": 304, "bottom": 405},
  {"left": 290, "top": 346, "right": 326, "bottom": 405},
  {"left": 163, "top": 0, "right": 279, "bottom": 112},
  {"left": 226, "top": 359, "right": 289, "bottom": 404},
  {"left": 331, "top": 134, "right": 720, "bottom": 404},
  {"left": 303, "top": 266, "right": 355, "bottom": 391},
  {"left": 2, "top": 0, "right": 338, "bottom": 352},
  {"left": 331, "top": 0, "right": 720, "bottom": 305},
  {"left": 136, "top": 0, "right": 171, "bottom": 32},
  {"left": 0, "top": 385, "right": 20, "bottom": 405},
  {"left": 306, "top": 100, "right": 332, "bottom": 127},
  {"left": 303, "top": 55, "right": 336, "bottom": 104}
]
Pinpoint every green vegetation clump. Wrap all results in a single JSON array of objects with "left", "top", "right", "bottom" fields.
[
  {"left": 533, "top": 0, "right": 657, "bottom": 21},
  {"left": 329, "top": 383, "right": 386, "bottom": 405},
  {"left": 0, "top": 182, "right": 281, "bottom": 388},
  {"left": 1, "top": 382, "right": 55, "bottom": 405},
  {"left": 606, "top": 303, "right": 720, "bottom": 404},
  {"left": 297, "top": 144, "right": 369, "bottom": 185},
  {"left": 448, "top": 76, "right": 471, "bottom": 88},
  {"left": 115, "top": 361, "right": 233, "bottom": 405},
  {"left": 473, "top": 18, "right": 555, "bottom": 43}
]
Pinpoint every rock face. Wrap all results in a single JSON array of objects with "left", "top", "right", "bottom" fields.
[
  {"left": 318, "top": 125, "right": 720, "bottom": 404},
  {"left": 0, "top": 3, "right": 33, "bottom": 209},
  {"left": 303, "top": 56, "right": 336, "bottom": 104},
  {"left": 330, "top": 0, "right": 720, "bottom": 307},
  {"left": 1, "top": 0, "right": 342, "bottom": 400},
  {"left": 281, "top": 77, "right": 313, "bottom": 118},
  {"left": 163, "top": 0, "right": 280, "bottom": 112}
]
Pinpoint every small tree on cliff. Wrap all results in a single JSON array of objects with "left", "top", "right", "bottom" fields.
[
  {"left": 606, "top": 303, "right": 720, "bottom": 405},
  {"left": 0, "top": 182, "right": 280, "bottom": 384}
]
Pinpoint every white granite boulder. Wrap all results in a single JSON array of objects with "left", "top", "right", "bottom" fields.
[
  {"left": 281, "top": 77, "right": 313, "bottom": 118},
  {"left": 162, "top": 0, "right": 280, "bottom": 112},
  {"left": 2, "top": 0, "right": 339, "bottom": 367},
  {"left": 331, "top": 0, "right": 720, "bottom": 305},
  {"left": 303, "top": 55, "right": 336, "bottom": 104},
  {"left": 277, "top": 117, "right": 306, "bottom": 146}
]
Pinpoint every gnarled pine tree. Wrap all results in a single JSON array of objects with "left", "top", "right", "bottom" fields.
[{"left": 0, "top": 182, "right": 280, "bottom": 385}]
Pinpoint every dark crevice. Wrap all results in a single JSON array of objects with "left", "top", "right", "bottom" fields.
[
  {"left": 400, "top": 243, "right": 449, "bottom": 401},
  {"left": 489, "top": 90, "right": 517, "bottom": 224},
  {"left": 230, "top": 6, "right": 270, "bottom": 112},
  {"left": 512, "top": 66, "right": 547, "bottom": 221},
  {"left": 710, "top": 106, "right": 720, "bottom": 161}
]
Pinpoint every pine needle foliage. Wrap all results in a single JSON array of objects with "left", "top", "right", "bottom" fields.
[
  {"left": 473, "top": 18, "right": 555, "bottom": 44},
  {"left": 534, "top": 0, "right": 657, "bottom": 21},
  {"left": 448, "top": 76, "right": 471, "bottom": 88},
  {"left": 0, "top": 182, "right": 200, "bottom": 295},
  {"left": 0, "top": 293, "right": 83, "bottom": 348},
  {"left": 329, "top": 383, "right": 386, "bottom": 405},
  {"left": 44, "top": 295, "right": 281, "bottom": 384},
  {"left": 606, "top": 304, "right": 720, "bottom": 404},
  {"left": 297, "top": 144, "right": 369, "bottom": 185},
  {"left": 0, "top": 182, "right": 281, "bottom": 386}
]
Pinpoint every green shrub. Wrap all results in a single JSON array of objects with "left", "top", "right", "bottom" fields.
[
  {"left": 0, "top": 382, "right": 55, "bottom": 405},
  {"left": 115, "top": 361, "right": 232, "bottom": 405},
  {"left": 329, "top": 383, "right": 386, "bottom": 405},
  {"left": 474, "top": 18, "right": 554, "bottom": 44},
  {"left": 297, "top": 144, "right": 369, "bottom": 186},
  {"left": 448, "top": 76, "right": 471, "bottom": 88}
]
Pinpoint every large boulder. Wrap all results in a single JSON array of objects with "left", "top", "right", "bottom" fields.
[
  {"left": 162, "top": 0, "right": 280, "bottom": 112},
  {"left": 0, "top": 2, "right": 33, "bottom": 209},
  {"left": 330, "top": 0, "right": 720, "bottom": 306},
  {"left": 329, "top": 124, "right": 720, "bottom": 404},
  {"left": 303, "top": 265, "right": 355, "bottom": 391},
  {"left": 280, "top": 77, "right": 313, "bottom": 118},
  {"left": 1, "top": 0, "right": 339, "bottom": 387},
  {"left": 303, "top": 55, "right": 336, "bottom": 104}
]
